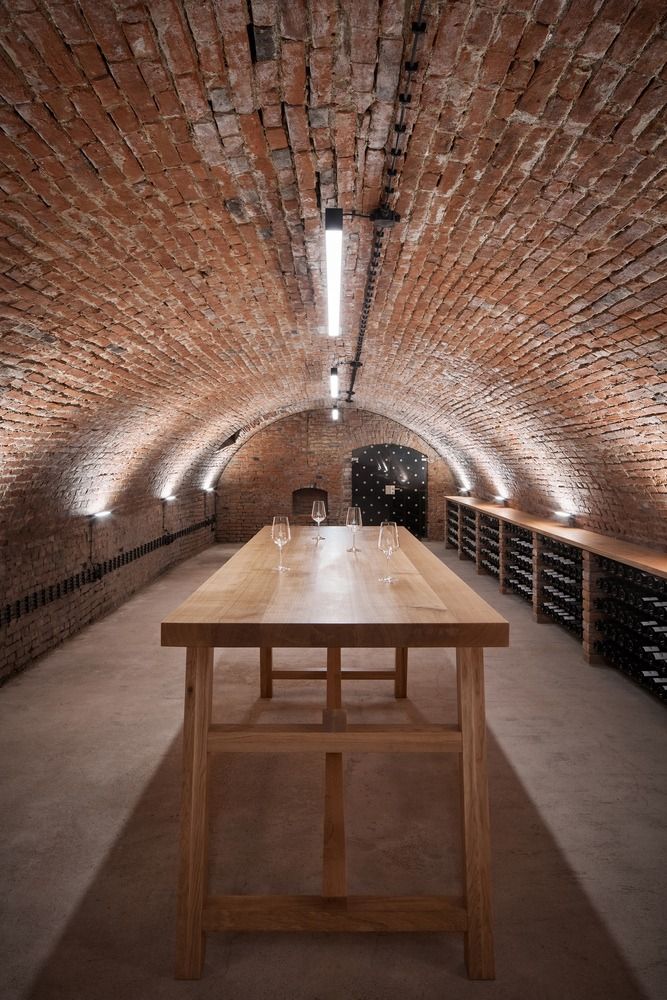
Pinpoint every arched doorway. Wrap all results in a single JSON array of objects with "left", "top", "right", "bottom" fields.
[
  {"left": 351, "top": 444, "right": 428, "bottom": 537},
  {"left": 292, "top": 486, "right": 328, "bottom": 525}
]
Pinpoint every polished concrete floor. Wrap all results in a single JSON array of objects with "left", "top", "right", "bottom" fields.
[{"left": 1, "top": 542, "right": 665, "bottom": 1000}]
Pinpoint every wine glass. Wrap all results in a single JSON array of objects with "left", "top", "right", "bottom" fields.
[
  {"left": 346, "top": 506, "right": 362, "bottom": 553},
  {"left": 378, "top": 521, "right": 399, "bottom": 583},
  {"left": 271, "top": 515, "right": 291, "bottom": 572},
  {"left": 311, "top": 500, "right": 326, "bottom": 541}
]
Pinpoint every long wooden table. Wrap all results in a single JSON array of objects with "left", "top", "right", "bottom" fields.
[{"left": 161, "top": 526, "right": 509, "bottom": 980}]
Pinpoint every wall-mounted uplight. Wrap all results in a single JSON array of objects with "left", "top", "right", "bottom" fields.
[
  {"left": 204, "top": 487, "right": 214, "bottom": 493},
  {"left": 554, "top": 510, "right": 576, "bottom": 526},
  {"left": 329, "top": 366, "right": 339, "bottom": 398},
  {"left": 87, "top": 510, "right": 111, "bottom": 561},
  {"left": 494, "top": 496, "right": 508, "bottom": 506},
  {"left": 162, "top": 494, "right": 176, "bottom": 502},
  {"left": 325, "top": 207, "right": 343, "bottom": 338},
  {"left": 458, "top": 488, "right": 470, "bottom": 497},
  {"left": 331, "top": 403, "right": 340, "bottom": 422}
]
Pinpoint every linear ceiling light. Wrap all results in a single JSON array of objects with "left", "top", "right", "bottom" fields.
[
  {"left": 329, "top": 366, "right": 339, "bottom": 398},
  {"left": 325, "top": 208, "right": 343, "bottom": 338}
]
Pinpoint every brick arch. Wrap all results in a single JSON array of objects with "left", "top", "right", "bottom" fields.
[
  {"left": 216, "top": 408, "right": 456, "bottom": 543},
  {"left": 0, "top": 0, "right": 664, "bottom": 554}
]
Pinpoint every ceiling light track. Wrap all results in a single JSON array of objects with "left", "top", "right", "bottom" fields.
[{"left": 344, "top": 0, "right": 428, "bottom": 404}]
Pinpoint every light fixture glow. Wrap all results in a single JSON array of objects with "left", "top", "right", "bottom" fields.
[
  {"left": 92, "top": 510, "right": 112, "bottom": 518},
  {"left": 329, "top": 366, "right": 339, "bottom": 398},
  {"left": 331, "top": 403, "right": 340, "bottom": 421},
  {"left": 204, "top": 487, "right": 214, "bottom": 493},
  {"left": 162, "top": 494, "right": 176, "bottom": 502},
  {"left": 325, "top": 208, "right": 343, "bottom": 338},
  {"left": 494, "top": 495, "right": 508, "bottom": 505},
  {"left": 554, "top": 509, "right": 575, "bottom": 524}
]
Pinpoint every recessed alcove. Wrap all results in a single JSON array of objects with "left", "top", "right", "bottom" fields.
[{"left": 292, "top": 486, "right": 328, "bottom": 524}]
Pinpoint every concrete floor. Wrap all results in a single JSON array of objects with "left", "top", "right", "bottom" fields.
[{"left": 1, "top": 542, "right": 665, "bottom": 1000}]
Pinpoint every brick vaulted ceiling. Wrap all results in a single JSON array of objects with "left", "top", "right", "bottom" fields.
[{"left": 0, "top": 1, "right": 666, "bottom": 539}]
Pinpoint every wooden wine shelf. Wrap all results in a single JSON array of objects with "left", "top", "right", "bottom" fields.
[
  {"left": 445, "top": 498, "right": 667, "bottom": 579},
  {"left": 445, "top": 497, "right": 667, "bottom": 702}
]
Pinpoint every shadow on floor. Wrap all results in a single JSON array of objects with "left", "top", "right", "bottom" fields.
[{"left": 23, "top": 691, "right": 650, "bottom": 1000}]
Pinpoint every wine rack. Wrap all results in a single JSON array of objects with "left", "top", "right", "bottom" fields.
[
  {"left": 538, "top": 537, "right": 583, "bottom": 638},
  {"left": 460, "top": 507, "right": 477, "bottom": 561},
  {"left": 479, "top": 514, "right": 500, "bottom": 578},
  {"left": 504, "top": 525, "right": 533, "bottom": 604},
  {"left": 444, "top": 496, "right": 666, "bottom": 703},
  {"left": 594, "top": 558, "right": 667, "bottom": 701},
  {"left": 446, "top": 502, "right": 459, "bottom": 548}
]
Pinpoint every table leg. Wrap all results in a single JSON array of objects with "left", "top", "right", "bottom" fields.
[
  {"left": 323, "top": 647, "right": 346, "bottom": 897},
  {"left": 394, "top": 647, "right": 408, "bottom": 698},
  {"left": 175, "top": 647, "right": 213, "bottom": 979},
  {"left": 457, "top": 646, "right": 494, "bottom": 980},
  {"left": 260, "top": 647, "right": 273, "bottom": 699}
]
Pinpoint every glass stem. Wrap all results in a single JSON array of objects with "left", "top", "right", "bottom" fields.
[{"left": 279, "top": 545, "right": 283, "bottom": 570}]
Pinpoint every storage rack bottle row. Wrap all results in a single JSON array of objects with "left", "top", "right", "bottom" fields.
[
  {"left": 446, "top": 502, "right": 459, "bottom": 548},
  {"left": 504, "top": 525, "right": 533, "bottom": 604},
  {"left": 460, "top": 507, "right": 477, "bottom": 561},
  {"left": 479, "top": 514, "right": 500, "bottom": 578},
  {"left": 444, "top": 496, "right": 667, "bottom": 705},
  {"left": 594, "top": 558, "right": 667, "bottom": 701},
  {"left": 538, "top": 537, "right": 583, "bottom": 638}
]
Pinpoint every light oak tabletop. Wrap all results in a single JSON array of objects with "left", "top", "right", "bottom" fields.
[{"left": 161, "top": 526, "right": 509, "bottom": 650}]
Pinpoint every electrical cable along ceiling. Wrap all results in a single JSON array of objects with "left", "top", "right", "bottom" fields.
[{"left": 0, "top": 1, "right": 665, "bottom": 544}]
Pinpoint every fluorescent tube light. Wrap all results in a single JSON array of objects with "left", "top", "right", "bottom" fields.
[
  {"left": 330, "top": 366, "right": 339, "bottom": 398},
  {"left": 325, "top": 208, "right": 343, "bottom": 338}
]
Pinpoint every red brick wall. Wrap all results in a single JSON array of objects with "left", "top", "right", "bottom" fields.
[
  {"left": 0, "top": 491, "right": 215, "bottom": 684},
  {"left": 0, "top": 1, "right": 665, "bottom": 684},
  {"left": 216, "top": 408, "right": 455, "bottom": 542}
]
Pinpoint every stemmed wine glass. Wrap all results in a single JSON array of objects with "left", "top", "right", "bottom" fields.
[
  {"left": 311, "top": 500, "right": 326, "bottom": 541},
  {"left": 378, "top": 521, "right": 399, "bottom": 583},
  {"left": 346, "top": 506, "right": 362, "bottom": 553},
  {"left": 271, "top": 515, "right": 291, "bottom": 572}
]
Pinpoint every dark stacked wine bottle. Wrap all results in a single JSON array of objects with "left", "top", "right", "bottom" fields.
[
  {"left": 594, "top": 557, "right": 667, "bottom": 701},
  {"left": 538, "top": 536, "right": 583, "bottom": 638},
  {"left": 479, "top": 514, "right": 500, "bottom": 578},
  {"left": 446, "top": 504, "right": 459, "bottom": 547},
  {"left": 505, "top": 525, "right": 533, "bottom": 603},
  {"left": 460, "top": 508, "right": 477, "bottom": 561}
]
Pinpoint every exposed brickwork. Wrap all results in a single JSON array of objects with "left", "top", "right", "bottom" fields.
[
  {"left": 216, "top": 408, "right": 453, "bottom": 542},
  {"left": 0, "top": 0, "right": 665, "bottom": 684},
  {"left": 0, "top": 489, "right": 214, "bottom": 682}
]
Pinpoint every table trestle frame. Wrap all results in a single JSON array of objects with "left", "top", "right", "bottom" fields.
[{"left": 175, "top": 644, "right": 494, "bottom": 981}]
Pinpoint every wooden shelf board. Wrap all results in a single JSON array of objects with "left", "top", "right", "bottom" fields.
[{"left": 445, "top": 498, "right": 667, "bottom": 579}]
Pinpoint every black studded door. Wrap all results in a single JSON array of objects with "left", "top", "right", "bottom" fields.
[{"left": 351, "top": 444, "right": 428, "bottom": 537}]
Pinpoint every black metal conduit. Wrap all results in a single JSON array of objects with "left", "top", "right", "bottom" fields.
[
  {"left": 345, "top": 0, "right": 428, "bottom": 403},
  {"left": 1, "top": 516, "right": 216, "bottom": 628}
]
